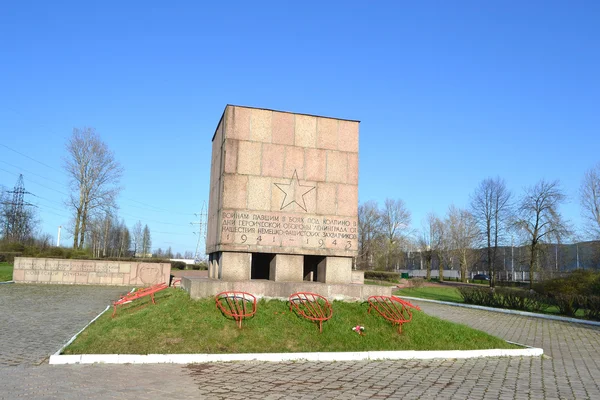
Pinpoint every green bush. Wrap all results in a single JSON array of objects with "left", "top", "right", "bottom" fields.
[
  {"left": 549, "top": 293, "right": 584, "bottom": 317},
  {"left": 171, "top": 261, "right": 186, "bottom": 270},
  {"left": 0, "top": 243, "right": 26, "bottom": 253},
  {"left": 495, "top": 288, "right": 528, "bottom": 310},
  {"left": 0, "top": 252, "right": 22, "bottom": 263},
  {"left": 457, "top": 286, "right": 496, "bottom": 307},
  {"left": 458, "top": 286, "right": 550, "bottom": 312},
  {"left": 458, "top": 275, "right": 600, "bottom": 320},
  {"left": 583, "top": 296, "right": 600, "bottom": 320},
  {"left": 184, "top": 262, "right": 208, "bottom": 270},
  {"left": 535, "top": 270, "right": 600, "bottom": 296},
  {"left": 364, "top": 271, "right": 400, "bottom": 282},
  {"left": 494, "top": 288, "right": 549, "bottom": 312}
]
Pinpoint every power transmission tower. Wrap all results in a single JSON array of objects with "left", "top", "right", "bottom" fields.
[
  {"left": 3, "top": 174, "right": 36, "bottom": 243},
  {"left": 190, "top": 201, "right": 207, "bottom": 263}
]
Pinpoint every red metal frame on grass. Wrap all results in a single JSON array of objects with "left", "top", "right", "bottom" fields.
[
  {"left": 112, "top": 282, "right": 168, "bottom": 318},
  {"left": 391, "top": 296, "right": 421, "bottom": 311},
  {"left": 367, "top": 295, "right": 413, "bottom": 334},
  {"left": 288, "top": 292, "right": 333, "bottom": 333},
  {"left": 215, "top": 291, "right": 257, "bottom": 329}
]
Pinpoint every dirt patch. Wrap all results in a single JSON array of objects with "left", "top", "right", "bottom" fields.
[{"left": 162, "top": 337, "right": 184, "bottom": 345}]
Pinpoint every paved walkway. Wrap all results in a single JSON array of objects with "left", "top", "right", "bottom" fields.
[
  {"left": 0, "top": 284, "right": 128, "bottom": 367},
  {"left": 1, "top": 286, "right": 599, "bottom": 399}
]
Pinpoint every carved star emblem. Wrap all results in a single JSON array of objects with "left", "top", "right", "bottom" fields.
[{"left": 274, "top": 170, "right": 315, "bottom": 212}]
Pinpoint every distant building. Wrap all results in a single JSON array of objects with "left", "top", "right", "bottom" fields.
[{"left": 170, "top": 258, "right": 196, "bottom": 265}]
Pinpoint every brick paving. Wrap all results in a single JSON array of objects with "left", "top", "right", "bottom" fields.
[
  {"left": 0, "top": 284, "right": 128, "bottom": 367},
  {"left": 1, "top": 286, "right": 600, "bottom": 399}
]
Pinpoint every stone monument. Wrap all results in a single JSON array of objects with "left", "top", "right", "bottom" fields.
[{"left": 184, "top": 105, "right": 389, "bottom": 300}]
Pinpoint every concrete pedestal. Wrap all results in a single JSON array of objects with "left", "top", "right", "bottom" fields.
[
  {"left": 317, "top": 256, "right": 353, "bottom": 284},
  {"left": 183, "top": 277, "right": 392, "bottom": 301},
  {"left": 269, "top": 254, "right": 303, "bottom": 282},
  {"left": 219, "top": 252, "right": 251, "bottom": 281}
]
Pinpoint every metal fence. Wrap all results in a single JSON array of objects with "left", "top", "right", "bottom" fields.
[{"left": 397, "top": 269, "right": 569, "bottom": 282}]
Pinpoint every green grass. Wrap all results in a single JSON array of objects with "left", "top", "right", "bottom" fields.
[
  {"left": 0, "top": 262, "right": 13, "bottom": 282},
  {"left": 544, "top": 306, "right": 586, "bottom": 317},
  {"left": 394, "top": 287, "right": 463, "bottom": 303},
  {"left": 63, "top": 288, "right": 517, "bottom": 354}
]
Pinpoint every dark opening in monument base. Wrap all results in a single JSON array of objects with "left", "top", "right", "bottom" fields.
[
  {"left": 303, "top": 255, "right": 324, "bottom": 282},
  {"left": 251, "top": 253, "right": 275, "bottom": 280}
]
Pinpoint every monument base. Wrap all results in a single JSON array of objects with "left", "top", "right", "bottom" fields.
[{"left": 182, "top": 277, "right": 391, "bottom": 301}]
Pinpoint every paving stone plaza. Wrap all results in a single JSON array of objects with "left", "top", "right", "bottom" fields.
[{"left": 1, "top": 284, "right": 600, "bottom": 399}]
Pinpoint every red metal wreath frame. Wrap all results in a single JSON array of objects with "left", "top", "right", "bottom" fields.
[
  {"left": 215, "top": 291, "right": 257, "bottom": 329},
  {"left": 288, "top": 292, "right": 333, "bottom": 333}
]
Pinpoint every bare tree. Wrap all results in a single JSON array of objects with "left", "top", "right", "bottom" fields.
[
  {"left": 118, "top": 221, "right": 131, "bottom": 258},
  {"left": 0, "top": 185, "right": 12, "bottom": 242},
  {"left": 86, "top": 216, "right": 103, "bottom": 257},
  {"left": 132, "top": 221, "right": 143, "bottom": 257},
  {"left": 142, "top": 224, "right": 152, "bottom": 257},
  {"left": 429, "top": 215, "right": 448, "bottom": 281},
  {"left": 418, "top": 213, "right": 437, "bottom": 280},
  {"left": 580, "top": 162, "right": 600, "bottom": 239},
  {"left": 447, "top": 205, "right": 479, "bottom": 282},
  {"left": 380, "top": 198, "right": 411, "bottom": 270},
  {"left": 35, "top": 232, "right": 54, "bottom": 251},
  {"left": 65, "top": 127, "right": 123, "bottom": 249},
  {"left": 514, "top": 180, "right": 571, "bottom": 289},
  {"left": 470, "top": 177, "right": 512, "bottom": 287},
  {"left": 358, "top": 200, "right": 381, "bottom": 269}
]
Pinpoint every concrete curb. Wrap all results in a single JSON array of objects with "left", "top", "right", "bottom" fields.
[
  {"left": 0, "top": 280, "right": 14, "bottom": 284},
  {"left": 51, "top": 288, "right": 136, "bottom": 359},
  {"left": 49, "top": 347, "right": 543, "bottom": 365},
  {"left": 397, "top": 296, "right": 600, "bottom": 327},
  {"left": 52, "top": 305, "right": 111, "bottom": 357}
]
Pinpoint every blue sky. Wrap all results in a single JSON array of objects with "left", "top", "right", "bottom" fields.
[{"left": 1, "top": 1, "right": 599, "bottom": 254}]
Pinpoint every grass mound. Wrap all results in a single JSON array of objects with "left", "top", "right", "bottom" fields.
[{"left": 64, "top": 289, "right": 517, "bottom": 354}]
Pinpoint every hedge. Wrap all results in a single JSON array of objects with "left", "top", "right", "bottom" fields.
[
  {"left": 457, "top": 286, "right": 600, "bottom": 321},
  {"left": 364, "top": 271, "right": 400, "bottom": 282},
  {"left": 171, "top": 261, "right": 187, "bottom": 270}
]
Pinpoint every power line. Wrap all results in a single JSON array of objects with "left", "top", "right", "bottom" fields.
[
  {"left": 4, "top": 174, "right": 36, "bottom": 242},
  {"left": 0, "top": 147, "right": 196, "bottom": 217},
  {"left": 119, "top": 210, "right": 191, "bottom": 227},
  {"left": 0, "top": 144, "right": 64, "bottom": 175},
  {"left": 153, "top": 230, "right": 194, "bottom": 236},
  {"left": 0, "top": 166, "right": 70, "bottom": 196},
  {"left": 32, "top": 201, "right": 71, "bottom": 218},
  {"left": 0, "top": 159, "right": 66, "bottom": 187},
  {"left": 191, "top": 201, "right": 208, "bottom": 262}
]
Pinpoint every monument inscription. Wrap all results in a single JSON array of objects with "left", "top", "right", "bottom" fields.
[
  {"left": 12, "top": 257, "right": 171, "bottom": 286},
  {"left": 220, "top": 210, "right": 357, "bottom": 251}
]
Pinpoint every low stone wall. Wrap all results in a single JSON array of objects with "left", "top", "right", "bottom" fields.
[
  {"left": 351, "top": 271, "right": 365, "bottom": 284},
  {"left": 13, "top": 257, "right": 171, "bottom": 286},
  {"left": 183, "top": 277, "right": 391, "bottom": 301}
]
